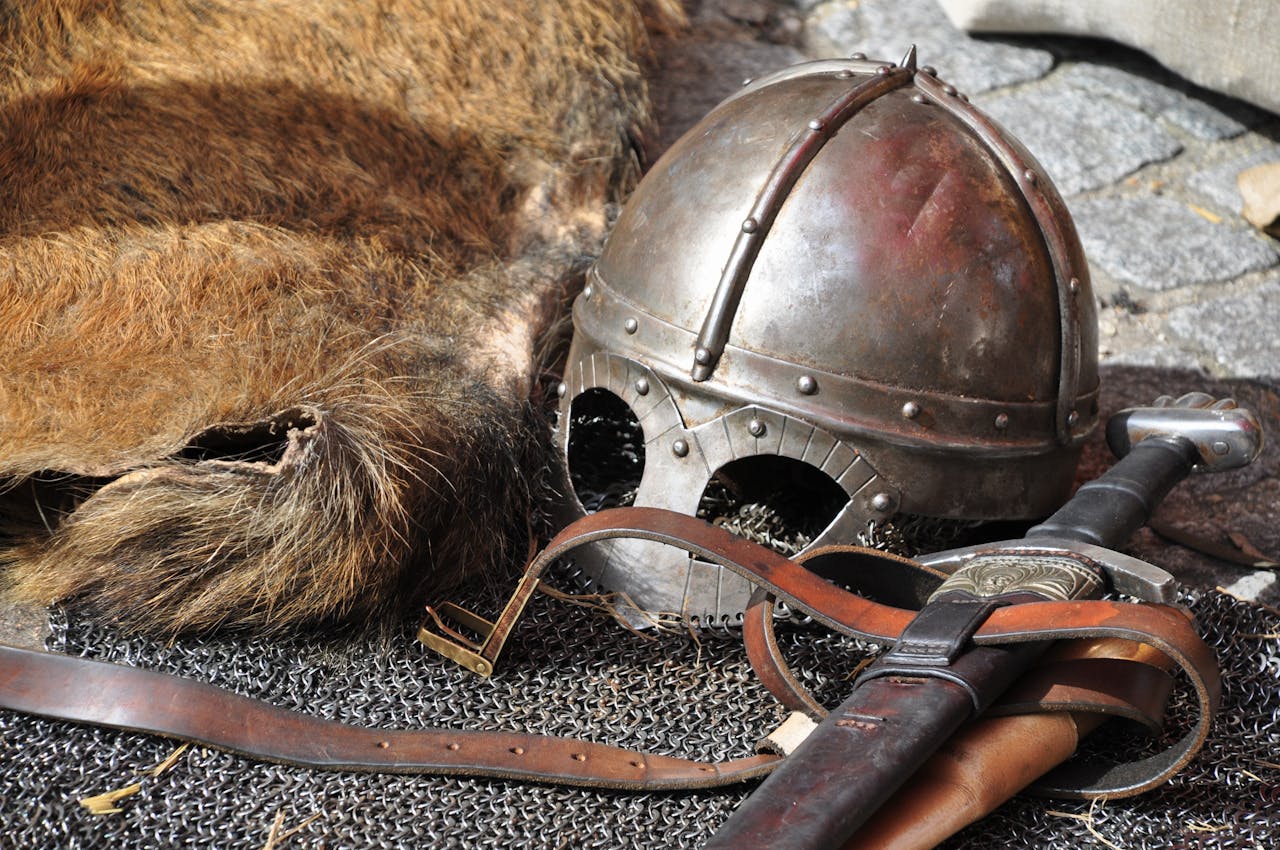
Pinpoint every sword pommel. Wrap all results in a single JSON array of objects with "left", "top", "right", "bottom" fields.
[{"left": 1107, "top": 393, "right": 1263, "bottom": 472}]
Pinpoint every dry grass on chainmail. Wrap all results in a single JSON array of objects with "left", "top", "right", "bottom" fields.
[{"left": 1045, "top": 799, "right": 1124, "bottom": 850}]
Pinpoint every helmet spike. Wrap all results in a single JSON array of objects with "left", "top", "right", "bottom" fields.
[{"left": 899, "top": 44, "right": 918, "bottom": 73}]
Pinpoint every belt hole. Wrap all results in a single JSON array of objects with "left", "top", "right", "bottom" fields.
[
  {"left": 511, "top": 747, "right": 525, "bottom": 755},
  {"left": 447, "top": 742, "right": 460, "bottom": 751},
  {"left": 572, "top": 753, "right": 587, "bottom": 762}
]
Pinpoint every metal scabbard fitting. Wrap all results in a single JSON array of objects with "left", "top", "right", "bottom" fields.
[
  {"left": 553, "top": 50, "right": 1100, "bottom": 622},
  {"left": 930, "top": 555, "right": 1104, "bottom": 602}
]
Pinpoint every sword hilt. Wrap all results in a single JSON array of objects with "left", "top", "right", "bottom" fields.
[
  {"left": 707, "top": 394, "right": 1262, "bottom": 850},
  {"left": 1026, "top": 394, "right": 1262, "bottom": 550},
  {"left": 1107, "top": 393, "right": 1262, "bottom": 472}
]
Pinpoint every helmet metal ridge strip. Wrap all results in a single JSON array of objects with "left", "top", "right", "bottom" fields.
[
  {"left": 691, "top": 50, "right": 916, "bottom": 382},
  {"left": 722, "top": 54, "right": 1094, "bottom": 445}
]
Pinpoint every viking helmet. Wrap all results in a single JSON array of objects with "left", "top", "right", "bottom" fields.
[{"left": 553, "top": 51, "right": 1099, "bottom": 625}]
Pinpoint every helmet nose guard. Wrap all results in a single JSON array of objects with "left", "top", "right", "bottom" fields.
[{"left": 553, "top": 53, "right": 1099, "bottom": 625}]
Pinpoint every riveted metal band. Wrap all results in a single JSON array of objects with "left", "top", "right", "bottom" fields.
[
  {"left": 912, "top": 71, "right": 1087, "bottom": 445},
  {"left": 579, "top": 269, "right": 1098, "bottom": 456},
  {"left": 691, "top": 64, "right": 917, "bottom": 382}
]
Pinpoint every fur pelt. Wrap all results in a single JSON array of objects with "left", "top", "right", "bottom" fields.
[{"left": 0, "top": 0, "right": 680, "bottom": 634}]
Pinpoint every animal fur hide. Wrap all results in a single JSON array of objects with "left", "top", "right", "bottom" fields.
[{"left": 0, "top": 0, "right": 679, "bottom": 634}]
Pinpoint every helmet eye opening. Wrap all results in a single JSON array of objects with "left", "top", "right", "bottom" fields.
[
  {"left": 566, "top": 387, "right": 644, "bottom": 513},
  {"left": 696, "top": 455, "right": 848, "bottom": 557}
]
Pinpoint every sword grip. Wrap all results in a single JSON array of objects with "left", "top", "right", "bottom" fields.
[{"left": 1025, "top": 436, "right": 1198, "bottom": 550}]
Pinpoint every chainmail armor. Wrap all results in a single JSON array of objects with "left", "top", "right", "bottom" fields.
[{"left": 2, "top": 585, "right": 1278, "bottom": 848}]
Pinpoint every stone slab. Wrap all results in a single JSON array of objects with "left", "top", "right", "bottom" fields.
[
  {"left": 804, "top": 0, "right": 1053, "bottom": 94},
  {"left": 1167, "top": 275, "right": 1280, "bottom": 379},
  {"left": 980, "top": 83, "right": 1183, "bottom": 195},
  {"left": 1073, "top": 195, "right": 1278, "bottom": 291},
  {"left": 1187, "top": 144, "right": 1280, "bottom": 217},
  {"left": 1056, "top": 63, "right": 1256, "bottom": 142},
  {"left": 1101, "top": 340, "right": 1199, "bottom": 370}
]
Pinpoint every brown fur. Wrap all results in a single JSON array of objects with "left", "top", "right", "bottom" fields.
[{"left": 0, "top": 0, "right": 681, "bottom": 634}]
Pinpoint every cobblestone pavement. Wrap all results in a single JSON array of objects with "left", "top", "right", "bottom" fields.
[{"left": 654, "top": 0, "right": 1280, "bottom": 609}]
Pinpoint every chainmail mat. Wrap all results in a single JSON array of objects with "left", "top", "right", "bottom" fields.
[{"left": 2, "top": 582, "right": 1278, "bottom": 849}]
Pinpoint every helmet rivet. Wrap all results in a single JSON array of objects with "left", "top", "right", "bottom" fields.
[
  {"left": 747, "top": 419, "right": 766, "bottom": 437},
  {"left": 693, "top": 346, "right": 712, "bottom": 365},
  {"left": 994, "top": 412, "right": 1009, "bottom": 430},
  {"left": 672, "top": 439, "right": 690, "bottom": 458},
  {"left": 871, "top": 492, "right": 893, "bottom": 512},
  {"left": 851, "top": 52, "right": 866, "bottom": 60},
  {"left": 901, "top": 401, "right": 921, "bottom": 420},
  {"left": 837, "top": 68, "right": 855, "bottom": 79},
  {"left": 1068, "top": 276, "right": 1081, "bottom": 295},
  {"left": 741, "top": 217, "right": 759, "bottom": 233},
  {"left": 634, "top": 377, "right": 649, "bottom": 396},
  {"left": 623, "top": 317, "right": 638, "bottom": 334},
  {"left": 807, "top": 119, "right": 825, "bottom": 132},
  {"left": 583, "top": 284, "right": 594, "bottom": 300},
  {"left": 876, "top": 65, "right": 891, "bottom": 75},
  {"left": 1067, "top": 410, "right": 1080, "bottom": 427},
  {"left": 797, "top": 375, "right": 818, "bottom": 395},
  {"left": 943, "top": 84, "right": 957, "bottom": 96},
  {"left": 1023, "top": 169, "right": 1038, "bottom": 184},
  {"left": 912, "top": 93, "right": 927, "bottom": 104},
  {"left": 556, "top": 382, "right": 568, "bottom": 398},
  {"left": 1212, "top": 440, "right": 1230, "bottom": 456},
  {"left": 922, "top": 65, "right": 937, "bottom": 75}
]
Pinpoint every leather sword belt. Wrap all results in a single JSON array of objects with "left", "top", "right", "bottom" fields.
[{"left": 0, "top": 507, "right": 1218, "bottom": 798}]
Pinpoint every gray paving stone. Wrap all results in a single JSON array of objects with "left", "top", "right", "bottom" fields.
[
  {"left": 1187, "top": 145, "right": 1280, "bottom": 216},
  {"left": 1167, "top": 275, "right": 1280, "bottom": 378},
  {"left": 804, "top": 0, "right": 1053, "bottom": 94},
  {"left": 979, "top": 84, "right": 1182, "bottom": 195},
  {"left": 1056, "top": 63, "right": 1253, "bottom": 142},
  {"left": 1074, "top": 196, "right": 1278, "bottom": 291},
  {"left": 1100, "top": 340, "right": 1196, "bottom": 370}
]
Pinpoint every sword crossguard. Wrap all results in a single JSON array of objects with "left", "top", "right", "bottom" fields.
[{"left": 1107, "top": 393, "right": 1263, "bottom": 472}]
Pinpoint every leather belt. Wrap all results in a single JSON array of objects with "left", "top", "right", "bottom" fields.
[
  {"left": 0, "top": 507, "right": 1219, "bottom": 798},
  {"left": 0, "top": 643, "right": 778, "bottom": 791}
]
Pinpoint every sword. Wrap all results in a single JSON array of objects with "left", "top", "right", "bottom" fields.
[{"left": 705, "top": 393, "right": 1262, "bottom": 849}]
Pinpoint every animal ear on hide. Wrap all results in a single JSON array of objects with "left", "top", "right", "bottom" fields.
[{"left": 0, "top": 0, "right": 675, "bottom": 635}]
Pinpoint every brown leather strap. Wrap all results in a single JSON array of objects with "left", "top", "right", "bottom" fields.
[
  {"left": 0, "top": 643, "right": 778, "bottom": 790},
  {"left": 963, "top": 598, "right": 1217, "bottom": 797},
  {"left": 546, "top": 510, "right": 1218, "bottom": 798},
  {"left": 742, "top": 588, "right": 1174, "bottom": 733},
  {"left": 738, "top": 561, "right": 1202, "bottom": 798},
  {"left": 0, "top": 507, "right": 1220, "bottom": 798},
  {"left": 990, "top": 656, "right": 1173, "bottom": 734}
]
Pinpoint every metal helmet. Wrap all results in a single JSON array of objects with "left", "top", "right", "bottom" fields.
[{"left": 553, "top": 50, "right": 1099, "bottom": 625}]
